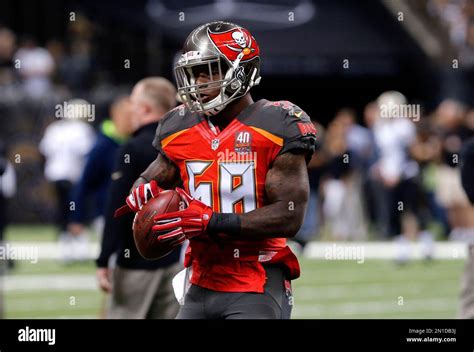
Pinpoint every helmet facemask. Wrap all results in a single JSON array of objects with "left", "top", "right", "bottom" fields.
[{"left": 175, "top": 51, "right": 257, "bottom": 116}]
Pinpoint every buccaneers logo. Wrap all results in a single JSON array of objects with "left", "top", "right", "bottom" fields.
[{"left": 207, "top": 28, "right": 260, "bottom": 62}]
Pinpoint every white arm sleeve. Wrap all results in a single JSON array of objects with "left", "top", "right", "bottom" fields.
[{"left": 1, "top": 162, "right": 17, "bottom": 198}]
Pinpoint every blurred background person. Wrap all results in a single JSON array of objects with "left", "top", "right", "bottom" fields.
[
  {"left": 39, "top": 99, "right": 96, "bottom": 262},
  {"left": 14, "top": 36, "right": 55, "bottom": 100},
  {"left": 96, "top": 77, "right": 182, "bottom": 319},
  {"left": 371, "top": 91, "right": 434, "bottom": 262},
  {"left": 361, "top": 102, "right": 387, "bottom": 238},
  {"left": 59, "top": 13, "right": 95, "bottom": 95},
  {"left": 67, "top": 96, "right": 133, "bottom": 261},
  {"left": 409, "top": 120, "right": 450, "bottom": 238},
  {"left": 432, "top": 99, "right": 474, "bottom": 242},
  {"left": 0, "top": 141, "right": 16, "bottom": 266},
  {"left": 320, "top": 109, "right": 368, "bottom": 241},
  {"left": 0, "top": 26, "right": 16, "bottom": 86},
  {"left": 0, "top": 139, "right": 16, "bottom": 319}
]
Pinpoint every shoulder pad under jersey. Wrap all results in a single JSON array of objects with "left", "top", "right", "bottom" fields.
[
  {"left": 152, "top": 105, "right": 202, "bottom": 152},
  {"left": 239, "top": 99, "right": 317, "bottom": 156}
]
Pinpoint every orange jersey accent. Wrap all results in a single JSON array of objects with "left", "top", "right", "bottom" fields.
[{"left": 153, "top": 99, "right": 316, "bottom": 292}]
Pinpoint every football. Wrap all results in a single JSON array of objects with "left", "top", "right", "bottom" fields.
[{"left": 133, "top": 190, "right": 182, "bottom": 260}]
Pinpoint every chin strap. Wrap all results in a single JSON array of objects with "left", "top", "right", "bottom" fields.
[
  {"left": 249, "top": 67, "right": 260, "bottom": 88},
  {"left": 232, "top": 52, "right": 245, "bottom": 70}
]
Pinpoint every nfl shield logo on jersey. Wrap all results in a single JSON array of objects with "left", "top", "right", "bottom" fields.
[{"left": 211, "top": 138, "right": 220, "bottom": 150}]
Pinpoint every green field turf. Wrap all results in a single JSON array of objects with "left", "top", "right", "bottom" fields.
[
  {"left": 4, "top": 225, "right": 100, "bottom": 243},
  {"left": 3, "top": 258, "right": 464, "bottom": 319},
  {"left": 2, "top": 225, "right": 466, "bottom": 319}
]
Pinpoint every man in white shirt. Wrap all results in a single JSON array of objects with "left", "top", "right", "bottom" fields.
[
  {"left": 372, "top": 91, "right": 433, "bottom": 262},
  {"left": 39, "top": 99, "right": 96, "bottom": 261},
  {"left": 14, "top": 38, "right": 55, "bottom": 100}
]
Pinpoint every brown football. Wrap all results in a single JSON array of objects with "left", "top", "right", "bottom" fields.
[{"left": 133, "top": 190, "right": 182, "bottom": 260}]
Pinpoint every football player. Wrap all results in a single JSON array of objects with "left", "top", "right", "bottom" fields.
[{"left": 117, "top": 21, "right": 316, "bottom": 319}]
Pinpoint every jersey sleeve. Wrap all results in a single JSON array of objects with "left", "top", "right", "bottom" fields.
[
  {"left": 152, "top": 121, "right": 165, "bottom": 154},
  {"left": 278, "top": 104, "right": 317, "bottom": 157},
  {"left": 241, "top": 100, "right": 317, "bottom": 162},
  {"left": 152, "top": 110, "right": 175, "bottom": 155},
  {"left": 152, "top": 105, "right": 200, "bottom": 160}
]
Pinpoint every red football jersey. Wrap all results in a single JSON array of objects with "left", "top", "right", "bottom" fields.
[{"left": 153, "top": 99, "right": 316, "bottom": 292}]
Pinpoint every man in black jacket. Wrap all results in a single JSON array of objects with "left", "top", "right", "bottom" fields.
[{"left": 96, "top": 77, "right": 181, "bottom": 319}]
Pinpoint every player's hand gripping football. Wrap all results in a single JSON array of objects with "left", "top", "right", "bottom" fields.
[
  {"left": 114, "top": 180, "right": 163, "bottom": 217},
  {"left": 152, "top": 188, "right": 213, "bottom": 241}
]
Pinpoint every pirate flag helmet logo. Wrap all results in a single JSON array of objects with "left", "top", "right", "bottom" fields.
[{"left": 207, "top": 27, "right": 260, "bottom": 62}]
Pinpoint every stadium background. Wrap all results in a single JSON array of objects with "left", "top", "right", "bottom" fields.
[{"left": 0, "top": 0, "right": 473, "bottom": 318}]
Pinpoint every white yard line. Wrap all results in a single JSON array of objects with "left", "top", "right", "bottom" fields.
[
  {"left": 295, "top": 271, "right": 462, "bottom": 287},
  {"left": 29, "top": 315, "right": 98, "bottom": 319},
  {"left": 3, "top": 242, "right": 100, "bottom": 260},
  {"left": 294, "top": 281, "right": 459, "bottom": 301},
  {"left": 3, "top": 275, "right": 97, "bottom": 291},
  {"left": 303, "top": 241, "right": 468, "bottom": 260},
  {"left": 7, "top": 299, "right": 100, "bottom": 312},
  {"left": 2, "top": 241, "right": 469, "bottom": 260},
  {"left": 292, "top": 297, "right": 456, "bottom": 316}
]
